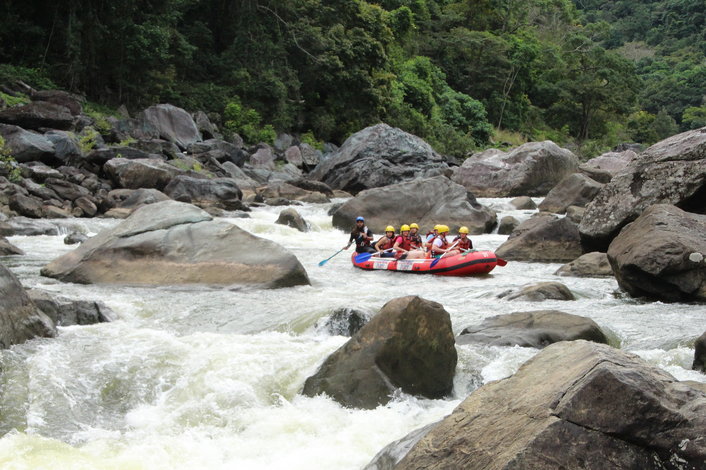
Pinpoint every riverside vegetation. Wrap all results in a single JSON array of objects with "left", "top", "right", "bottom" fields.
[{"left": 1, "top": 0, "right": 705, "bottom": 158}]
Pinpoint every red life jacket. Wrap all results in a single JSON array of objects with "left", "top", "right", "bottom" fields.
[
  {"left": 394, "top": 235, "right": 412, "bottom": 251},
  {"left": 377, "top": 234, "right": 395, "bottom": 250},
  {"left": 454, "top": 235, "right": 472, "bottom": 250},
  {"left": 408, "top": 233, "right": 423, "bottom": 249},
  {"left": 431, "top": 234, "right": 448, "bottom": 251}
]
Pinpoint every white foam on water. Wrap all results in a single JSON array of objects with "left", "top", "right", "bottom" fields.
[{"left": 1, "top": 199, "right": 704, "bottom": 469}]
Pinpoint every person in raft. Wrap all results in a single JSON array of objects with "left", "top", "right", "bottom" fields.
[
  {"left": 430, "top": 225, "right": 461, "bottom": 258},
  {"left": 424, "top": 224, "right": 440, "bottom": 251},
  {"left": 453, "top": 226, "right": 473, "bottom": 251},
  {"left": 408, "top": 223, "right": 424, "bottom": 250},
  {"left": 392, "top": 225, "right": 426, "bottom": 259},
  {"left": 343, "top": 216, "right": 375, "bottom": 253},
  {"left": 374, "top": 226, "right": 397, "bottom": 257}
]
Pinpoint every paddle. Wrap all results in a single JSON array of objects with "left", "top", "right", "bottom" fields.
[
  {"left": 318, "top": 248, "right": 345, "bottom": 266},
  {"left": 354, "top": 248, "right": 393, "bottom": 264},
  {"left": 430, "top": 241, "right": 459, "bottom": 268}
]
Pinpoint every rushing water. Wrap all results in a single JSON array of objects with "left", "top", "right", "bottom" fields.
[{"left": 1, "top": 199, "right": 704, "bottom": 469}]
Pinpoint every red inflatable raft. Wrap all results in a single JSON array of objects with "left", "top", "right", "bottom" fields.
[{"left": 351, "top": 250, "right": 504, "bottom": 276}]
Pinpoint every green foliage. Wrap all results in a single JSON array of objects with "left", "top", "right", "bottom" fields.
[
  {"left": 0, "top": 64, "right": 56, "bottom": 90},
  {"left": 0, "top": 91, "right": 29, "bottom": 107},
  {"left": 300, "top": 131, "right": 324, "bottom": 151},
  {"left": 78, "top": 128, "right": 100, "bottom": 154},
  {"left": 0, "top": 136, "right": 22, "bottom": 182},
  {"left": 682, "top": 106, "right": 706, "bottom": 130},
  {"left": 223, "top": 99, "right": 276, "bottom": 145}
]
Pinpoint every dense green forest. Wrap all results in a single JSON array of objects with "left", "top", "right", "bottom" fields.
[{"left": 1, "top": 0, "right": 704, "bottom": 157}]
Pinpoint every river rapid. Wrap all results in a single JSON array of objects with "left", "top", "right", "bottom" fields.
[{"left": 1, "top": 198, "right": 704, "bottom": 469}]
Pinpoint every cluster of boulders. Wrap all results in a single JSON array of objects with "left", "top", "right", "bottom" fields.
[
  {"left": 488, "top": 127, "right": 706, "bottom": 307},
  {"left": 305, "top": 296, "right": 704, "bottom": 469}
]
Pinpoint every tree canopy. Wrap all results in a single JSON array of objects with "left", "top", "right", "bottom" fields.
[{"left": 0, "top": 0, "right": 703, "bottom": 156}]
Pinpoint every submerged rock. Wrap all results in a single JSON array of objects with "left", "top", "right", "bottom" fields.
[
  {"left": 452, "top": 141, "right": 579, "bottom": 197},
  {"left": 332, "top": 176, "right": 496, "bottom": 234},
  {"left": 495, "top": 214, "right": 582, "bottom": 262},
  {"left": 316, "top": 307, "right": 375, "bottom": 337},
  {"left": 555, "top": 252, "right": 613, "bottom": 278},
  {"left": 40, "top": 200, "right": 310, "bottom": 288},
  {"left": 608, "top": 204, "right": 706, "bottom": 302},
  {"left": 302, "top": 296, "right": 457, "bottom": 409},
  {"left": 275, "top": 208, "right": 309, "bottom": 232},
  {"left": 387, "top": 341, "right": 706, "bottom": 469},
  {"left": 498, "top": 282, "right": 576, "bottom": 301},
  {"left": 0, "top": 236, "right": 23, "bottom": 255},
  {"left": 27, "top": 289, "right": 116, "bottom": 326},
  {"left": 580, "top": 127, "right": 706, "bottom": 252},
  {"left": 457, "top": 311, "right": 605, "bottom": 348},
  {"left": 0, "top": 263, "right": 55, "bottom": 348},
  {"left": 694, "top": 331, "right": 706, "bottom": 372}
]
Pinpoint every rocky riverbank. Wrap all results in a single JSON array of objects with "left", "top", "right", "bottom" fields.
[{"left": 1, "top": 89, "right": 705, "bottom": 469}]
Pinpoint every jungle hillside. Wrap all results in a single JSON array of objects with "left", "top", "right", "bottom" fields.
[{"left": 1, "top": 0, "right": 705, "bottom": 157}]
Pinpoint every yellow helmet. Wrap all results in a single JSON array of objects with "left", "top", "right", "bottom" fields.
[
  {"left": 400, "top": 224, "right": 410, "bottom": 232},
  {"left": 410, "top": 223, "right": 419, "bottom": 229},
  {"left": 459, "top": 226, "right": 469, "bottom": 234},
  {"left": 438, "top": 225, "right": 449, "bottom": 233},
  {"left": 385, "top": 225, "right": 395, "bottom": 233},
  {"left": 433, "top": 224, "right": 440, "bottom": 231}
]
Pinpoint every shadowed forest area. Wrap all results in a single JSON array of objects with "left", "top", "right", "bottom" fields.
[{"left": 1, "top": 0, "right": 704, "bottom": 157}]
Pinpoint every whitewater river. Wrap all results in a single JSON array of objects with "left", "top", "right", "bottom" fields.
[{"left": 1, "top": 198, "right": 704, "bottom": 469}]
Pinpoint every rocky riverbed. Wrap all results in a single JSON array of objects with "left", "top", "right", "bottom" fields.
[{"left": 1, "top": 91, "right": 705, "bottom": 469}]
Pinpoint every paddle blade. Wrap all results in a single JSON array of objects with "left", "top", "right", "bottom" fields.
[
  {"left": 354, "top": 252, "right": 373, "bottom": 264},
  {"left": 318, "top": 259, "right": 329, "bottom": 267},
  {"left": 496, "top": 258, "right": 508, "bottom": 266},
  {"left": 430, "top": 256, "right": 441, "bottom": 268}
]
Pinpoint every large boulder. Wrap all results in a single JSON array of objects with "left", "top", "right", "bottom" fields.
[
  {"left": 495, "top": 214, "right": 582, "bottom": 262},
  {"left": 0, "top": 217, "right": 59, "bottom": 236},
  {"left": 112, "top": 188, "right": 171, "bottom": 209},
  {"left": 538, "top": 173, "right": 603, "bottom": 214},
  {"left": 259, "top": 181, "right": 330, "bottom": 204},
  {"left": 0, "top": 101, "right": 74, "bottom": 131},
  {"left": 555, "top": 252, "right": 613, "bottom": 278},
  {"left": 249, "top": 145, "right": 276, "bottom": 170},
  {"left": 451, "top": 141, "right": 579, "bottom": 197},
  {"left": 498, "top": 282, "right": 576, "bottom": 302},
  {"left": 40, "top": 200, "right": 309, "bottom": 288},
  {"left": 457, "top": 311, "right": 605, "bottom": 347},
  {"left": 0, "top": 263, "right": 55, "bottom": 349},
  {"left": 497, "top": 215, "right": 519, "bottom": 235},
  {"left": 302, "top": 296, "right": 457, "bottom": 409},
  {"left": 309, "top": 123, "right": 449, "bottom": 194},
  {"left": 141, "top": 104, "right": 201, "bottom": 150},
  {"left": 693, "top": 331, "right": 706, "bottom": 372},
  {"left": 9, "top": 193, "right": 44, "bottom": 218},
  {"left": 332, "top": 176, "right": 496, "bottom": 234},
  {"left": 580, "top": 127, "right": 706, "bottom": 252},
  {"left": 275, "top": 208, "right": 309, "bottom": 232},
  {"left": 381, "top": 341, "right": 706, "bottom": 469},
  {"left": 0, "top": 124, "right": 55, "bottom": 163},
  {"left": 27, "top": 289, "right": 116, "bottom": 326},
  {"left": 607, "top": 204, "right": 706, "bottom": 302},
  {"left": 104, "top": 158, "right": 184, "bottom": 190},
  {"left": 163, "top": 175, "right": 243, "bottom": 210},
  {"left": 0, "top": 236, "right": 23, "bottom": 255},
  {"left": 31, "top": 90, "right": 83, "bottom": 115},
  {"left": 579, "top": 149, "right": 636, "bottom": 183}
]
